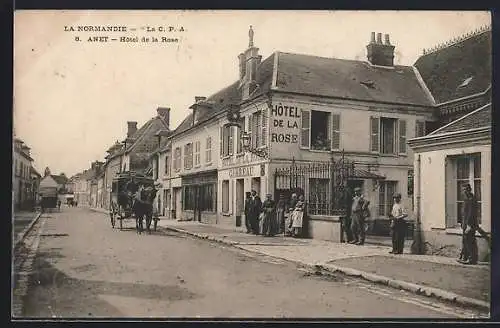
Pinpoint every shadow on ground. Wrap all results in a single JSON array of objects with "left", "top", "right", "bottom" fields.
[{"left": 21, "top": 246, "right": 198, "bottom": 318}]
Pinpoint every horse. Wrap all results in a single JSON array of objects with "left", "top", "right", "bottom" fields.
[{"left": 132, "top": 186, "right": 158, "bottom": 234}]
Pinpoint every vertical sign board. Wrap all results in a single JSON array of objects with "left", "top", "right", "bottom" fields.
[{"left": 270, "top": 103, "right": 302, "bottom": 157}]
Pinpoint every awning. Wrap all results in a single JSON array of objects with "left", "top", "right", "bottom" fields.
[{"left": 351, "top": 169, "right": 386, "bottom": 180}]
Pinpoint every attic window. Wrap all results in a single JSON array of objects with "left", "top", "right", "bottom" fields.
[
  {"left": 458, "top": 77, "right": 473, "bottom": 88},
  {"left": 360, "top": 80, "right": 375, "bottom": 89}
]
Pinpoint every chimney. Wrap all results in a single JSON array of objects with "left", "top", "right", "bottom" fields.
[
  {"left": 195, "top": 96, "right": 207, "bottom": 103},
  {"left": 241, "top": 25, "right": 261, "bottom": 100},
  {"left": 366, "top": 32, "right": 396, "bottom": 67},
  {"left": 156, "top": 107, "right": 170, "bottom": 129},
  {"left": 127, "top": 121, "right": 138, "bottom": 138},
  {"left": 238, "top": 53, "right": 246, "bottom": 80}
]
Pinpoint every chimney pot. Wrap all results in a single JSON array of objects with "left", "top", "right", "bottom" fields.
[
  {"left": 195, "top": 96, "right": 207, "bottom": 103},
  {"left": 376, "top": 33, "right": 382, "bottom": 44},
  {"left": 384, "top": 34, "right": 391, "bottom": 45},
  {"left": 127, "top": 121, "right": 138, "bottom": 138},
  {"left": 370, "top": 32, "right": 376, "bottom": 43}
]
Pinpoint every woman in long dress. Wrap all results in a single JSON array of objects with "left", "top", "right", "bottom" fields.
[
  {"left": 291, "top": 195, "right": 306, "bottom": 237},
  {"left": 261, "top": 194, "right": 276, "bottom": 237},
  {"left": 276, "top": 194, "right": 287, "bottom": 234},
  {"left": 286, "top": 193, "right": 298, "bottom": 236}
]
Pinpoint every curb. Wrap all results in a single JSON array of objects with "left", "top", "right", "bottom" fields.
[
  {"left": 15, "top": 211, "right": 42, "bottom": 249},
  {"left": 164, "top": 225, "right": 490, "bottom": 313}
]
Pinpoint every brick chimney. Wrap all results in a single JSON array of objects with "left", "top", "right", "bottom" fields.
[
  {"left": 156, "top": 107, "right": 170, "bottom": 129},
  {"left": 366, "top": 32, "right": 395, "bottom": 67},
  {"left": 240, "top": 25, "right": 262, "bottom": 100},
  {"left": 127, "top": 121, "right": 138, "bottom": 138}
]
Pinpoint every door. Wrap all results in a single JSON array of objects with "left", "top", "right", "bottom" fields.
[
  {"left": 193, "top": 186, "right": 202, "bottom": 222},
  {"left": 235, "top": 179, "right": 244, "bottom": 226}
]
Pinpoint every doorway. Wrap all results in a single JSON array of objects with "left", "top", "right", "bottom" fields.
[
  {"left": 251, "top": 177, "right": 261, "bottom": 199},
  {"left": 235, "top": 179, "right": 244, "bottom": 226},
  {"left": 193, "top": 187, "right": 202, "bottom": 222}
]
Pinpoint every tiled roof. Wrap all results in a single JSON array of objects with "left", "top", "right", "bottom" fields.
[
  {"left": 51, "top": 174, "right": 68, "bottom": 185},
  {"left": 429, "top": 103, "right": 491, "bottom": 135},
  {"left": 275, "top": 52, "right": 434, "bottom": 106},
  {"left": 172, "top": 53, "right": 275, "bottom": 137},
  {"left": 352, "top": 169, "right": 386, "bottom": 180},
  {"left": 414, "top": 30, "right": 491, "bottom": 104}
]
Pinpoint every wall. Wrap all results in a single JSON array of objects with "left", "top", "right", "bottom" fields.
[
  {"left": 103, "top": 156, "right": 121, "bottom": 209},
  {"left": 416, "top": 143, "right": 491, "bottom": 259}
]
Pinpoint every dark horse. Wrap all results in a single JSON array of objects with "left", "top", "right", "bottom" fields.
[{"left": 132, "top": 186, "right": 158, "bottom": 234}]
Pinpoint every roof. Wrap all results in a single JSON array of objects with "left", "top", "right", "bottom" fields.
[
  {"left": 125, "top": 116, "right": 170, "bottom": 154},
  {"left": 50, "top": 174, "right": 68, "bottom": 185},
  {"left": 414, "top": 29, "right": 491, "bottom": 104},
  {"left": 429, "top": 103, "right": 491, "bottom": 135},
  {"left": 40, "top": 175, "right": 58, "bottom": 188},
  {"left": 275, "top": 52, "right": 434, "bottom": 106},
  {"left": 172, "top": 53, "right": 275, "bottom": 137}
]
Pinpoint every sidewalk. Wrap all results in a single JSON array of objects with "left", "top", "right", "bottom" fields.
[
  {"left": 157, "top": 219, "right": 490, "bottom": 312},
  {"left": 14, "top": 210, "right": 42, "bottom": 245}
]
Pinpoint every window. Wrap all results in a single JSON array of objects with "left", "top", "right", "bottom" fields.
[
  {"left": 194, "top": 141, "right": 201, "bottom": 166},
  {"left": 184, "top": 143, "right": 193, "bottom": 170},
  {"left": 301, "top": 110, "right": 341, "bottom": 151},
  {"left": 370, "top": 117, "right": 407, "bottom": 155},
  {"left": 455, "top": 154, "right": 482, "bottom": 226},
  {"left": 221, "top": 125, "right": 233, "bottom": 157},
  {"left": 199, "top": 184, "right": 216, "bottom": 212},
  {"left": 205, "top": 137, "right": 212, "bottom": 163},
  {"left": 251, "top": 111, "right": 262, "bottom": 148},
  {"left": 378, "top": 181, "right": 397, "bottom": 216},
  {"left": 222, "top": 180, "right": 229, "bottom": 213},
  {"left": 174, "top": 147, "right": 181, "bottom": 171},
  {"left": 236, "top": 117, "right": 245, "bottom": 154},
  {"left": 183, "top": 186, "right": 195, "bottom": 210},
  {"left": 308, "top": 178, "right": 330, "bottom": 215},
  {"left": 164, "top": 155, "right": 170, "bottom": 176},
  {"left": 415, "top": 120, "right": 426, "bottom": 138}
]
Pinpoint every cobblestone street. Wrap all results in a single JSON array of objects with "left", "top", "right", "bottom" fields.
[{"left": 13, "top": 207, "right": 488, "bottom": 319}]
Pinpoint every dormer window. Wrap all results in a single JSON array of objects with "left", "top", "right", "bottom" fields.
[{"left": 458, "top": 76, "right": 473, "bottom": 88}]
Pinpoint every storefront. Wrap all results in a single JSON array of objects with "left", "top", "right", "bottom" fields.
[
  {"left": 217, "top": 161, "right": 268, "bottom": 228},
  {"left": 180, "top": 170, "right": 218, "bottom": 224}
]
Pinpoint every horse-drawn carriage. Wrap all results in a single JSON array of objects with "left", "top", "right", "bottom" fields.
[{"left": 109, "top": 171, "right": 159, "bottom": 233}]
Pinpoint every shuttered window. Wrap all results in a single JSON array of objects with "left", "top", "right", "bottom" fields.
[
  {"left": 205, "top": 137, "right": 212, "bottom": 163},
  {"left": 252, "top": 111, "right": 261, "bottom": 148},
  {"left": 398, "top": 119, "right": 407, "bottom": 154},
  {"left": 415, "top": 120, "right": 426, "bottom": 138},
  {"left": 219, "top": 126, "right": 223, "bottom": 158},
  {"left": 228, "top": 126, "right": 234, "bottom": 155},
  {"left": 331, "top": 114, "right": 340, "bottom": 150},
  {"left": 301, "top": 110, "right": 311, "bottom": 148},
  {"left": 370, "top": 116, "right": 380, "bottom": 152},
  {"left": 194, "top": 141, "right": 201, "bottom": 166},
  {"left": 261, "top": 108, "right": 268, "bottom": 147}
]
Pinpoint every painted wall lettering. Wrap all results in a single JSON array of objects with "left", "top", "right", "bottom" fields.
[{"left": 270, "top": 103, "right": 301, "bottom": 144}]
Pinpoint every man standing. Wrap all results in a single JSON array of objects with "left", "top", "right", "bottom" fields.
[
  {"left": 389, "top": 193, "right": 408, "bottom": 254},
  {"left": 126, "top": 177, "right": 139, "bottom": 209},
  {"left": 249, "top": 190, "right": 262, "bottom": 235},
  {"left": 350, "top": 187, "right": 367, "bottom": 245},
  {"left": 458, "top": 184, "right": 478, "bottom": 265},
  {"left": 244, "top": 191, "right": 253, "bottom": 233}
]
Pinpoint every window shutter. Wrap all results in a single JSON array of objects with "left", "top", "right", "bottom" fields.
[
  {"left": 331, "top": 113, "right": 340, "bottom": 150},
  {"left": 399, "top": 119, "right": 407, "bottom": 154},
  {"left": 219, "top": 126, "right": 224, "bottom": 157},
  {"left": 301, "top": 110, "right": 311, "bottom": 148},
  {"left": 261, "top": 108, "right": 268, "bottom": 147},
  {"left": 370, "top": 116, "right": 379, "bottom": 152},
  {"left": 415, "top": 120, "right": 425, "bottom": 138},
  {"left": 229, "top": 126, "right": 234, "bottom": 155}
]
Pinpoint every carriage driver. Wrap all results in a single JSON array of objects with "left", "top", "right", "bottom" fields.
[{"left": 125, "top": 177, "right": 140, "bottom": 209}]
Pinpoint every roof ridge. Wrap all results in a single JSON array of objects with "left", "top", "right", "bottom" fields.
[{"left": 422, "top": 24, "right": 491, "bottom": 56}]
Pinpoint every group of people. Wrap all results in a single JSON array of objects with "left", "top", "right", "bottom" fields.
[
  {"left": 244, "top": 190, "right": 308, "bottom": 238},
  {"left": 342, "top": 187, "right": 408, "bottom": 254}
]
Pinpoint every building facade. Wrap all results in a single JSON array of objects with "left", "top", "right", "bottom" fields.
[
  {"left": 160, "top": 29, "right": 437, "bottom": 240},
  {"left": 408, "top": 26, "right": 491, "bottom": 259},
  {"left": 13, "top": 138, "right": 35, "bottom": 210}
]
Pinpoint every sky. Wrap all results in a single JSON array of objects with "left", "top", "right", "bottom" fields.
[{"left": 13, "top": 10, "right": 491, "bottom": 177}]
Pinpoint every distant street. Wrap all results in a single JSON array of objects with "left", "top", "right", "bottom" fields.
[{"left": 18, "top": 207, "right": 480, "bottom": 318}]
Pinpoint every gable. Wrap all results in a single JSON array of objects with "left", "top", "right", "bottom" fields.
[{"left": 40, "top": 176, "right": 58, "bottom": 188}]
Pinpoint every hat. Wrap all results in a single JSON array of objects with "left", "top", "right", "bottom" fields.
[
  {"left": 354, "top": 187, "right": 362, "bottom": 192},
  {"left": 392, "top": 193, "right": 402, "bottom": 199}
]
